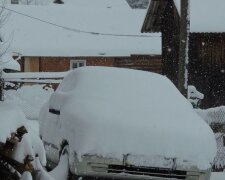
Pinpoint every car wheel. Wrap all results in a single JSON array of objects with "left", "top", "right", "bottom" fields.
[{"left": 60, "top": 144, "right": 81, "bottom": 180}]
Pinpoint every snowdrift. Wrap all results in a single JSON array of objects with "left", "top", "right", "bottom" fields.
[{"left": 0, "top": 102, "right": 27, "bottom": 143}]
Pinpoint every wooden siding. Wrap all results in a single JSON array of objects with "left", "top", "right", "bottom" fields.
[
  {"left": 24, "top": 57, "right": 39, "bottom": 72},
  {"left": 189, "top": 33, "right": 225, "bottom": 108},
  {"left": 142, "top": 0, "right": 225, "bottom": 108},
  {"left": 40, "top": 57, "right": 69, "bottom": 72},
  {"left": 161, "top": 0, "right": 180, "bottom": 85},
  {"left": 142, "top": 0, "right": 167, "bottom": 33},
  {"left": 114, "top": 55, "right": 162, "bottom": 73},
  {"left": 86, "top": 57, "right": 115, "bottom": 67}
]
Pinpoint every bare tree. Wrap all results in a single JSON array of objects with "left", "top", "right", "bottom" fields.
[
  {"left": 0, "top": 0, "right": 11, "bottom": 101},
  {"left": 0, "top": 0, "right": 11, "bottom": 57}
]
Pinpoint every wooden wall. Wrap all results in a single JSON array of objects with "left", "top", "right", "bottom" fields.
[
  {"left": 161, "top": 0, "right": 180, "bottom": 86},
  {"left": 114, "top": 55, "right": 162, "bottom": 73},
  {"left": 159, "top": 1, "right": 225, "bottom": 108},
  {"left": 189, "top": 33, "right": 225, "bottom": 108}
]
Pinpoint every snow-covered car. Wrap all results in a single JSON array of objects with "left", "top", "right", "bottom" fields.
[{"left": 39, "top": 67, "right": 216, "bottom": 180}]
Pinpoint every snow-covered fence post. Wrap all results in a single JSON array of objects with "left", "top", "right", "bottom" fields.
[{"left": 178, "top": 0, "right": 190, "bottom": 97}]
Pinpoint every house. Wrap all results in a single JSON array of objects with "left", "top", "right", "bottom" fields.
[
  {"left": 2, "top": 0, "right": 162, "bottom": 76},
  {"left": 142, "top": 0, "right": 225, "bottom": 108}
]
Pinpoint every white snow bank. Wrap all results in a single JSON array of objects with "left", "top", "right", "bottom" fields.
[
  {"left": 213, "top": 133, "right": 225, "bottom": 169},
  {"left": 196, "top": 106, "right": 225, "bottom": 124},
  {"left": 40, "top": 67, "right": 217, "bottom": 170},
  {"left": 195, "top": 107, "right": 225, "bottom": 169},
  {"left": 188, "top": 85, "right": 204, "bottom": 100},
  {"left": 26, "top": 120, "right": 40, "bottom": 136},
  {"left": 0, "top": 102, "right": 27, "bottom": 143},
  {"left": 20, "top": 172, "right": 32, "bottom": 180},
  {"left": 12, "top": 131, "right": 46, "bottom": 166},
  {"left": 5, "top": 84, "right": 54, "bottom": 120},
  {"left": 188, "top": 85, "right": 204, "bottom": 107},
  {"left": 2, "top": 71, "right": 68, "bottom": 79},
  {"left": 0, "top": 101, "right": 46, "bottom": 167},
  {"left": 0, "top": 52, "right": 21, "bottom": 71},
  {"left": 49, "top": 151, "right": 69, "bottom": 180},
  {"left": 211, "top": 172, "right": 225, "bottom": 180},
  {"left": 34, "top": 156, "right": 56, "bottom": 180}
]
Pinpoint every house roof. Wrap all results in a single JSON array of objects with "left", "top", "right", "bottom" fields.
[
  {"left": 141, "top": 0, "right": 169, "bottom": 33},
  {"left": 2, "top": 0, "right": 161, "bottom": 57},
  {"left": 142, "top": 0, "right": 225, "bottom": 33}
]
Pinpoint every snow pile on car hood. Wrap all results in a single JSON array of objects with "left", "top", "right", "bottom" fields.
[
  {"left": 40, "top": 67, "right": 216, "bottom": 170},
  {"left": 0, "top": 102, "right": 27, "bottom": 143}
]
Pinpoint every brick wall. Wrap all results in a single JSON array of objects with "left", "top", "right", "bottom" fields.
[
  {"left": 114, "top": 55, "right": 162, "bottom": 73},
  {"left": 21, "top": 55, "right": 162, "bottom": 74},
  {"left": 40, "top": 57, "right": 70, "bottom": 72},
  {"left": 86, "top": 57, "right": 115, "bottom": 66}
]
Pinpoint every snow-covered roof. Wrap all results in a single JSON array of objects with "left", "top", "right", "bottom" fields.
[
  {"left": 174, "top": 0, "right": 225, "bottom": 32},
  {"left": 2, "top": 0, "right": 161, "bottom": 57},
  {"left": 40, "top": 67, "right": 216, "bottom": 169}
]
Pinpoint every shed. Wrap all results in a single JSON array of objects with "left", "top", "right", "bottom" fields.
[
  {"left": 3, "top": 0, "right": 162, "bottom": 74},
  {"left": 142, "top": 0, "right": 225, "bottom": 108}
]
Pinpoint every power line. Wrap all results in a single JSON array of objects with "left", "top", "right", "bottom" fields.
[{"left": 0, "top": 5, "right": 160, "bottom": 38}]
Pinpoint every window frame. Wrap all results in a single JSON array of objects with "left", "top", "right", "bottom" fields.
[{"left": 70, "top": 60, "right": 86, "bottom": 70}]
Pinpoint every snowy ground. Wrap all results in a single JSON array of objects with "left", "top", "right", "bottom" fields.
[
  {"left": 1, "top": 82, "right": 225, "bottom": 180},
  {"left": 211, "top": 172, "right": 225, "bottom": 180}
]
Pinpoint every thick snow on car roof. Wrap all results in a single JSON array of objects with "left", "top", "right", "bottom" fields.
[{"left": 40, "top": 67, "right": 216, "bottom": 170}]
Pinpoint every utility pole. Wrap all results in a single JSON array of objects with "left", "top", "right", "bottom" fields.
[{"left": 178, "top": 0, "right": 190, "bottom": 97}]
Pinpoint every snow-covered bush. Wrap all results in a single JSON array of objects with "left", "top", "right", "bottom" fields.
[
  {"left": 0, "top": 102, "right": 46, "bottom": 176},
  {"left": 0, "top": 102, "right": 26, "bottom": 143},
  {"left": 188, "top": 85, "right": 204, "bottom": 108},
  {"left": 20, "top": 172, "right": 32, "bottom": 180},
  {"left": 126, "top": 0, "right": 149, "bottom": 9},
  {"left": 5, "top": 84, "right": 54, "bottom": 120},
  {"left": 196, "top": 106, "right": 225, "bottom": 170}
]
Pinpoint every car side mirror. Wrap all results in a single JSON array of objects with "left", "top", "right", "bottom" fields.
[{"left": 49, "top": 108, "right": 60, "bottom": 115}]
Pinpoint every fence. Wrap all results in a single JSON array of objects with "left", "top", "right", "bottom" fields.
[
  {"left": 196, "top": 106, "right": 225, "bottom": 171},
  {"left": 1, "top": 71, "right": 68, "bottom": 119}
]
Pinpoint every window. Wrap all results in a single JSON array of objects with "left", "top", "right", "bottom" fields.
[
  {"left": 11, "top": 0, "right": 19, "bottom": 4},
  {"left": 70, "top": 60, "right": 86, "bottom": 69}
]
